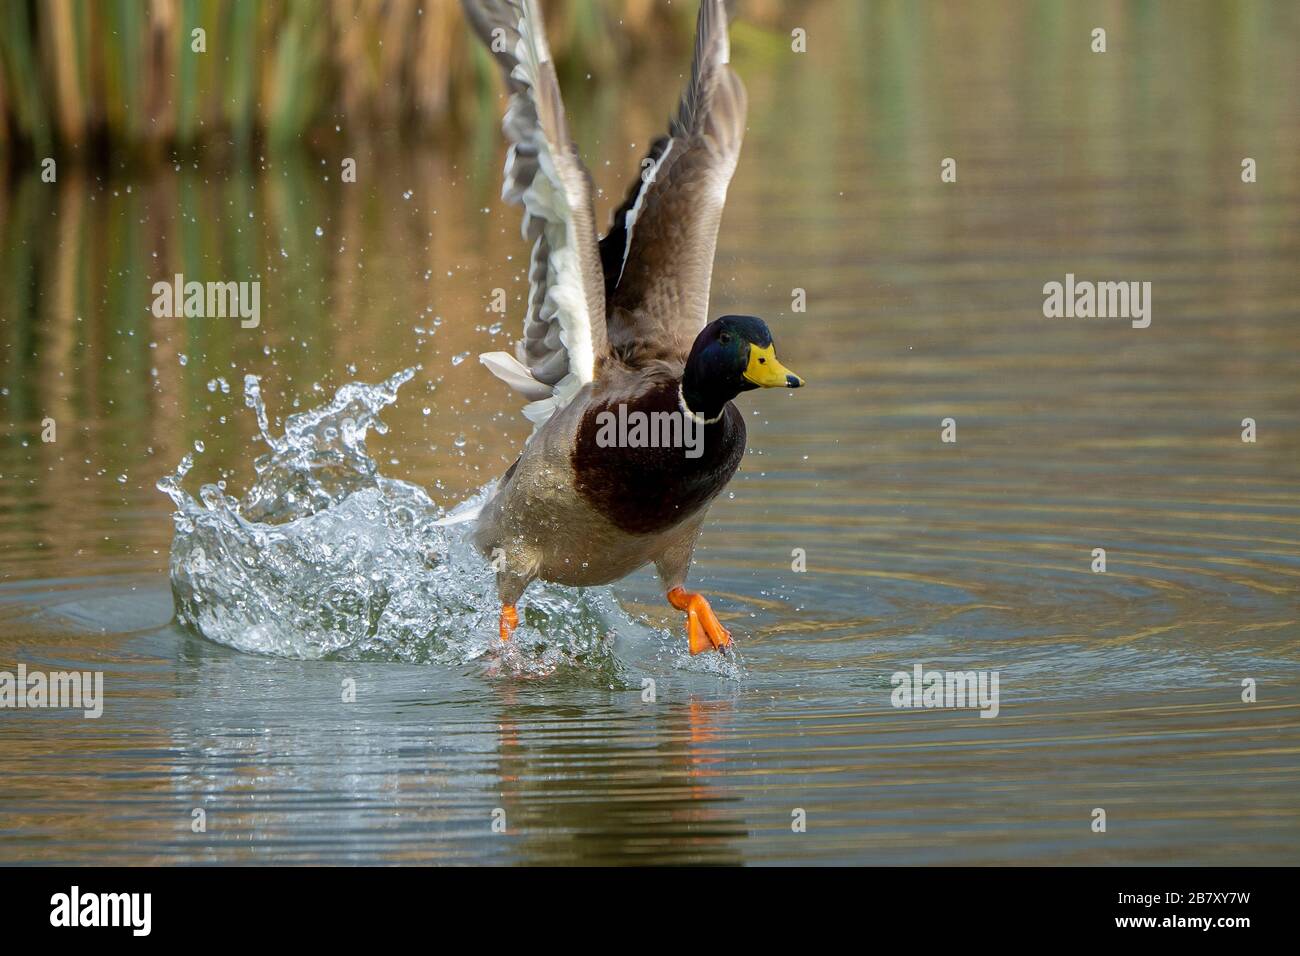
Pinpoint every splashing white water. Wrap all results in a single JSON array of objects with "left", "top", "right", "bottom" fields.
[{"left": 157, "top": 369, "right": 640, "bottom": 681}]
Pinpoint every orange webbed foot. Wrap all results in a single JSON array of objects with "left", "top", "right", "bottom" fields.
[
  {"left": 499, "top": 604, "right": 519, "bottom": 642},
  {"left": 667, "top": 587, "right": 732, "bottom": 655}
]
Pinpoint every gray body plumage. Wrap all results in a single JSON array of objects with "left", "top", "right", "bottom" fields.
[{"left": 473, "top": 368, "right": 712, "bottom": 605}]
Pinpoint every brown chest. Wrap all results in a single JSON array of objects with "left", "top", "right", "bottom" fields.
[{"left": 571, "top": 384, "right": 746, "bottom": 535}]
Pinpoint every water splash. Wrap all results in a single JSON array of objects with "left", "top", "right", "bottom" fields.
[{"left": 157, "top": 369, "right": 637, "bottom": 682}]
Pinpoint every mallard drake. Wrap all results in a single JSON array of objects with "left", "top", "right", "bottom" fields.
[{"left": 460, "top": 0, "right": 803, "bottom": 654}]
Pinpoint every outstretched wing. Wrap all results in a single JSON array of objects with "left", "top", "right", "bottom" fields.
[
  {"left": 463, "top": 0, "right": 608, "bottom": 426},
  {"left": 600, "top": 0, "right": 747, "bottom": 367}
]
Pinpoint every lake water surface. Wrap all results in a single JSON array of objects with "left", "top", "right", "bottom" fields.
[{"left": 2, "top": 1, "right": 1298, "bottom": 864}]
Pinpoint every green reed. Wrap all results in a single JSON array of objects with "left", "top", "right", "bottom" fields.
[{"left": 0, "top": 0, "right": 766, "bottom": 167}]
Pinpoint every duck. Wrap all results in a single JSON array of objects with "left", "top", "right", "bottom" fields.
[{"left": 458, "top": 0, "right": 804, "bottom": 655}]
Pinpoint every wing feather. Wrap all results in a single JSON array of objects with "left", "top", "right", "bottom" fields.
[
  {"left": 600, "top": 0, "right": 747, "bottom": 367},
  {"left": 463, "top": 0, "right": 608, "bottom": 426}
]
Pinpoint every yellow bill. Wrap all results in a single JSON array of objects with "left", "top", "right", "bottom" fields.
[{"left": 743, "top": 343, "right": 805, "bottom": 388}]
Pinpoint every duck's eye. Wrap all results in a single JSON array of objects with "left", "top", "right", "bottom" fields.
[{"left": 719, "top": 333, "right": 732, "bottom": 345}]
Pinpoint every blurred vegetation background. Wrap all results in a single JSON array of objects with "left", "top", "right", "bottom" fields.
[
  {"left": 0, "top": 0, "right": 788, "bottom": 165},
  {"left": 0, "top": 0, "right": 1296, "bottom": 577}
]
